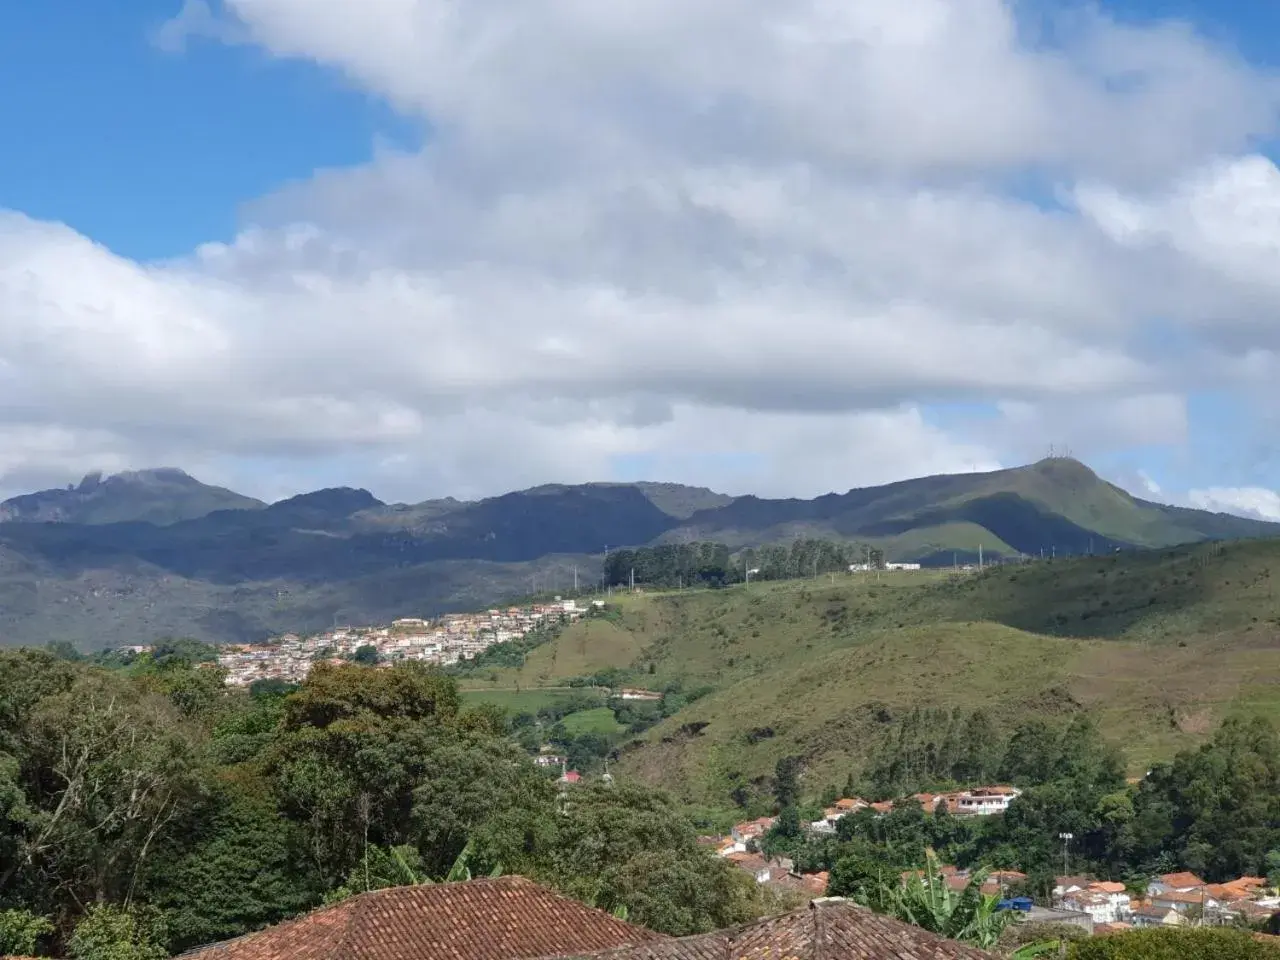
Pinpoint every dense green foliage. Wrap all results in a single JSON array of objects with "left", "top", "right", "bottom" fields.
[
  {"left": 766, "top": 713, "right": 1280, "bottom": 914},
  {"left": 604, "top": 542, "right": 736, "bottom": 588},
  {"left": 0, "top": 648, "right": 760, "bottom": 955},
  {"left": 603, "top": 539, "right": 877, "bottom": 589},
  {"left": 1068, "top": 928, "right": 1280, "bottom": 959}
]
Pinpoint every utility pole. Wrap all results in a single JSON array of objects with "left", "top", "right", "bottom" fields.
[
  {"left": 1059, "top": 832, "right": 1073, "bottom": 877},
  {"left": 978, "top": 544, "right": 983, "bottom": 570},
  {"left": 629, "top": 567, "right": 634, "bottom": 592},
  {"left": 573, "top": 566, "right": 578, "bottom": 592}
]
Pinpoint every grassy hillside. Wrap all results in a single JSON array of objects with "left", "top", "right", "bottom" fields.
[
  {"left": 669, "top": 458, "right": 1280, "bottom": 559},
  {"left": 467, "top": 540, "right": 1280, "bottom": 804}
]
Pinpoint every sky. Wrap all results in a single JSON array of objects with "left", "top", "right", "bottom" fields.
[{"left": 4, "top": 1, "right": 1280, "bottom": 516}]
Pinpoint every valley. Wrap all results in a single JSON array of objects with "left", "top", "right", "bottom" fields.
[{"left": 459, "top": 540, "right": 1280, "bottom": 805}]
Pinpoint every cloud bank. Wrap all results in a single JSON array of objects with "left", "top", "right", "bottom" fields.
[{"left": 3, "top": 0, "right": 1280, "bottom": 504}]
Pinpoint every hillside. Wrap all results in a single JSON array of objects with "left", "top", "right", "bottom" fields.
[
  {"left": 460, "top": 539, "right": 1280, "bottom": 804},
  {"left": 669, "top": 457, "right": 1278, "bottom": 559},
  {"left": 0, "top": 468, "right": 264, "bottom": 525},
  {"left": 1, "top": 457, "right": 1277, "bottom": 648}
]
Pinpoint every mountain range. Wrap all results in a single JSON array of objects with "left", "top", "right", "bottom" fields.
[{"left": 0, "top": 457, "right": 1275, "bottom": 649}]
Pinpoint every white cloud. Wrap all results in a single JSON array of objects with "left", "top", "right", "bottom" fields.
[
  {"left": 1, "top": 0, "right": 1279, "bottom": 501},
  {"left": 1188, "top": 486, "right": 1280, "bottom": 521}
]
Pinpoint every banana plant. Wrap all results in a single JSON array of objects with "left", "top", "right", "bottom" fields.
[{"left": 867, "top": 849, "right": 1013, "bottom": 949}]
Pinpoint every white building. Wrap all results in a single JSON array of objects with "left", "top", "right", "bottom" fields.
[
  {"left": 1061, "top": 884, "right": 1132, "bottom": 924},
  {"left": 952, "top": 786, "right": 1021, "bottom": 816}
]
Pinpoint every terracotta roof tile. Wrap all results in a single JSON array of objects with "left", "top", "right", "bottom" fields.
[
  {"left": 1156, "top": 872, "right": 1204, "bottom": 889},
  {"left": 181, "top": 877, "right": 663, "bottom": 960},
  {"left": 568, "top": 899, "right": 994, "bottom": 960}
]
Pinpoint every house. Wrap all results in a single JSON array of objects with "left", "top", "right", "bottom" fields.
[
  {"left": 559, "top": 770, "right": 581, "bottom": 784},
  {"left": 1061, "top": 884, "right": 1133, "bottom": 925},
  {"left": 576, "top": 897, "right": 997, "bottom": 959},
  {"left": 730, "top": 816, "right": 776, "bottom": 843},
  {"left": 615, "top": 688, "right": 662, "bottom": 701},
  {"left": 183, "top": 883, "right": 998, "bottom": 960},
  {"left": 1130, "top": 902, "right": 1187, "bottom": 928},
  {"left": 1053, "top": 875, "right": 1095, "bottom": 902},
  {"left": 1147, "top": 871, "right": 1206, "bottom": 896},
  {"left": 834, "top": 797, "right": 868, "bottom": 813},
  {"left": 1206, "top": 876, "right": 1269, "bottom": 902},
  {"left": 951, "top": 786, "right": 1021, "bottom": 816},
  {"left": 1212, "top": 899, "right": 1279, "bottom": 926},
  {"left": 534, "top": 754, "right": 567, "bottom": 768},
  {"left": 716, "top": 837, "right": 745, "bottom": 857},
  {"left": 726, "top": 852, "right": 791, "bottom": 885},
  {"left": 980, "top": 871, "right": 1028, "bottom": 897},
  {"left": 1014, "top": 906, "right": 1095, "bottom": 934},
  {"left": 1150, "top": 889, "right": 1217, "bottom": 915},
  {"left": 176, "top": 877, "right": 662, "bottom": 960}
]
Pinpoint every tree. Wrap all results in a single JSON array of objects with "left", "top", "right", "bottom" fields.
[
  {"left": 410, "top": 730, "right": 553, "bottom": 876},
  {"left": 774, "top": 756, "right": 801, "bottom": 811},
  {"left": 474, "top": 784, "right": 759, "bottom": 936},
  {"left": 144, "top": 781, "right": 319, "bottom": 952},
  {"left": 9, "top": 671, "right": 204, "bottom": 908},
  {"left": 282, "top": 661, "right": 459, "bottom": 731},
  {"left": 351, "top": 645, "right": 380, "bottom": 666},
  {"left": 67, "top": 904, "right": 167, "bottom": 960}
]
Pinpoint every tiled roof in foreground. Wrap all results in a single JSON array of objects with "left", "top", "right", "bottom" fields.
[
  {"left": 564, "top": 899, "right": 995, "bottom": 960},
  {"left": 180, "top": 877, "right": 663, "bottom": 960}
]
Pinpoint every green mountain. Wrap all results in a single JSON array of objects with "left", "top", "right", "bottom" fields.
[
  {"left": 0, "top": 457, "right": 1275, "bottom": 649},
  {"left": 0, "top": 468, "right": 264, "bottom": 525},
  {"left": 463, "top": 538, "right": 1280, "bottom": 806},
  {"left": 670, "top": 457, "right": 1276, "bottom": 561}
]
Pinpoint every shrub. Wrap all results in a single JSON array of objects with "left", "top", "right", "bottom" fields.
[
  {"left": 1068, "top": 928, "right": 1280, "bottom": 960},
  {"left": 0, "top": 909, "right": 54, "bottom": 956}
]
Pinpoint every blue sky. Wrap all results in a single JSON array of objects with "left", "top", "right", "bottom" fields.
[
  {"left": 2, "top": 0, "right": 1280, "bottom": 513},
  {"left": 0, "top": 0, "right": 418, "bottom": 260}
]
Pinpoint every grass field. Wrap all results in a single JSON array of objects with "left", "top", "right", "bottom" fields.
[
  {"left": 458, "top": 688, "right": 577, "bottom": 713},
  {"left": 469, "top": 539, "right": 1280, "bottom": 804},
  {"left": 560, "top": 706, "right": 626, "bottom": 736}
]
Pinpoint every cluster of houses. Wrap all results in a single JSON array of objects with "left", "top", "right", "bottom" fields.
[
  {"left": 215, "top": 599, "right": 593, "bottom": 685},
  {"left": 696, "top": 789, "right": 1025, "bottom": 894},
  {"left": 806, "top": 787, "right": 1022, "bottom": 834},
  {"left": 1054, "top": 871, "right": 1280, "bottom": 933},
  {"left": 696, "top": 816, "right": 828, "bottom": 897}
]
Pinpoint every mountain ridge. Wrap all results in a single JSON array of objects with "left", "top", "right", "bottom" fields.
[
  {"left": 0, "top": 457, "right": 1276, "bottom": 648},
  {"left": 0, "top": 468, "right": 264, "bottom": 525}
]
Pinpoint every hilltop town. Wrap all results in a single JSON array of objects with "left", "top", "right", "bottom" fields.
[{"left": 214, "top": 598, "right": 594, "bottom": 686}]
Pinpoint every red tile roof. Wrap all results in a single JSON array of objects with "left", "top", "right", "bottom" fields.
[
  {"left": 180, "top": 877, "right": 663, "bottom": 960},
  {"left": 574, "top": 899, "right": 995, "bottom": 959},
  {"left": 1157, "top": 871, "right": 1205, "bottom": 889},
  {"left": 1089, "top": 882, "right": 1126, "bottom": 894}
]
